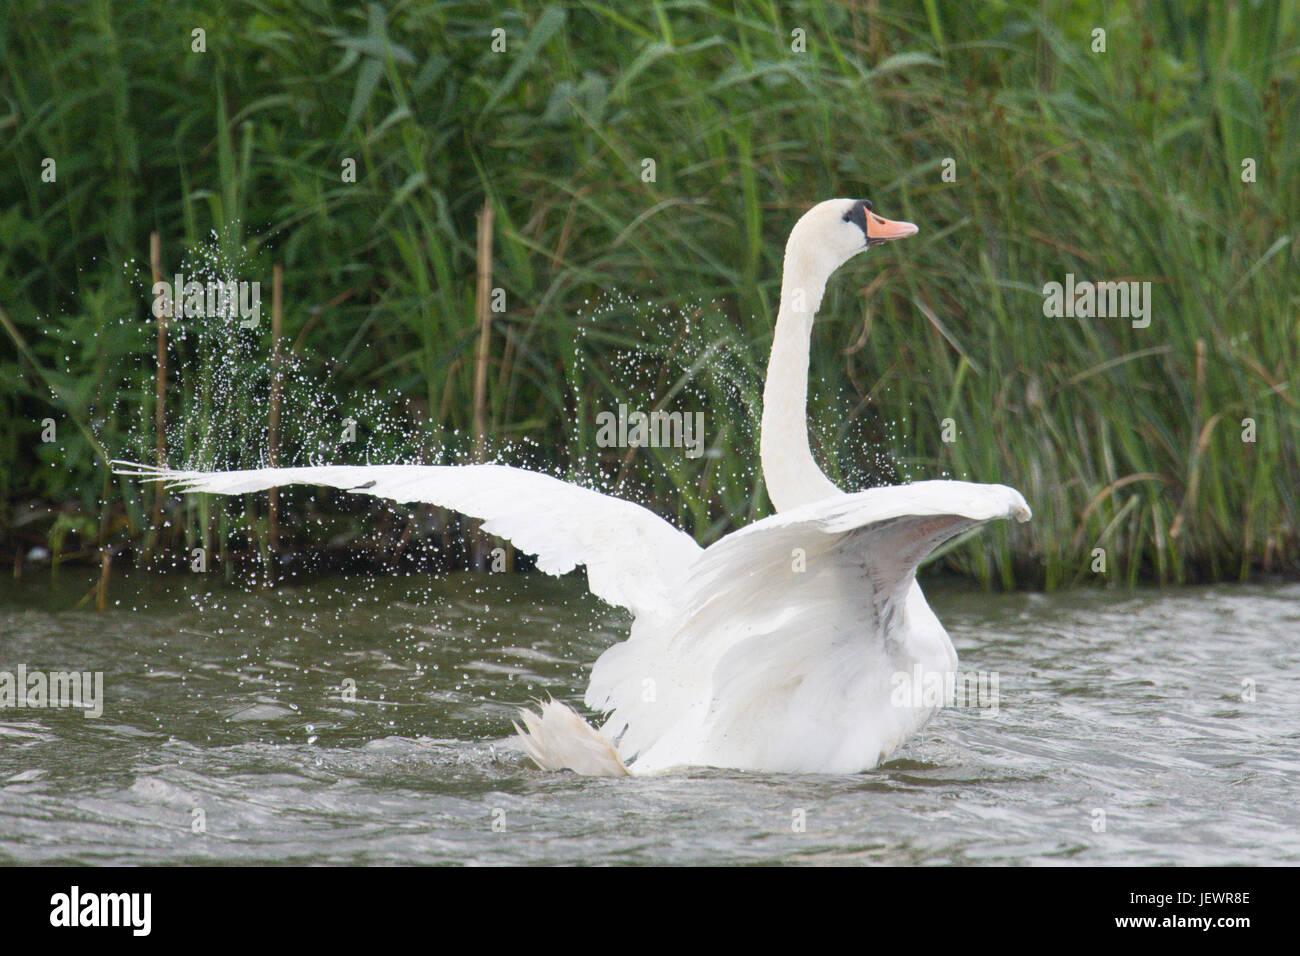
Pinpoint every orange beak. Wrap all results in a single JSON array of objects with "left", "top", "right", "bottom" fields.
[{"left": 865, "top": 212, "right": 919, "bottom": 246}]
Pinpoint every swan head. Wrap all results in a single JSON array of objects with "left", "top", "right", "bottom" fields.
[{"left": 786, "top": 198, "right": 918, "bottom": 276}]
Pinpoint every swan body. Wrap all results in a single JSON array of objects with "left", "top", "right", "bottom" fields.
[{"left": 115, "top": 198, "right": 1030, "bottom": 776}]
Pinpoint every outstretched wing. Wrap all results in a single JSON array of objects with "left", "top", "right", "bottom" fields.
[
  {"left": 588, "top": 480, "right": 1031, "bottom": 772},
  {"left": 112, "top": 461, "right": 702, "bottom": 617},
  {"left": 688, "top": 479, "right": 1032, "bottom": 634}
]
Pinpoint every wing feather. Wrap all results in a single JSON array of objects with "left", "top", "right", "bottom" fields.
[{"left": 111, "top": 461, "right": 702, "bottom": 616}]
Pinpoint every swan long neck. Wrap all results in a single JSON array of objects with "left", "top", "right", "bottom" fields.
[{"left": 760, "top": 246, "right": 843, "bottom": 511}]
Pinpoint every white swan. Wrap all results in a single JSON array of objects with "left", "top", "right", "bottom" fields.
[{"left": 114, "top": 198, "right": 1030, "bottom": 776}]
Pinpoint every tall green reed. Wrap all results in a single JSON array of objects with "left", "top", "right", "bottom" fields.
[{"left": 1, "top": 0, "right": 1295, "bottom": 586}]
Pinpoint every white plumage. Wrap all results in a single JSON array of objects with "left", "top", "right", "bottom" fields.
[{"left": 114, "top": 198, "right": 1031, "bottom": 776}]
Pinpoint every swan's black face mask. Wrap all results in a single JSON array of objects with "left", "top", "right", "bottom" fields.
[
  {"left": 843, "top": 199, "right": 918, "bottom": 247},
  {"left": 843, "top": 199, "right": 874, "bottom": 243}
]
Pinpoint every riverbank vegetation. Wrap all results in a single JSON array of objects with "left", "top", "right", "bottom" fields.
[{"left": 2, "top": 0, "right": 1297, "bottom": 589}]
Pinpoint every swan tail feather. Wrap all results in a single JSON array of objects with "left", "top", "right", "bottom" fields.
[{"left": 513, "top": 699, "right": 629, "bottom": 777}]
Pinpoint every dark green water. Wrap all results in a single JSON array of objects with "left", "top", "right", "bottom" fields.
[{"left": 1, "top": 569, "right": 1296, "bottom": 864}]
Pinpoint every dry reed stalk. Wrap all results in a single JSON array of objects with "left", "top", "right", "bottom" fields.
[
  {"left": 268, "top": 264, "right": 284, "bottom": 568},
  {"left": 470, "top": 200, "right": 495, "bottom": 570},
  {"left": 149, "top": 231, "right": 167, "bottom": 562}
]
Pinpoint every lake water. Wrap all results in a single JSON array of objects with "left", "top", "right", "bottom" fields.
[{"left": 1, "top": 569, "right": 1296, "bottom": 865}]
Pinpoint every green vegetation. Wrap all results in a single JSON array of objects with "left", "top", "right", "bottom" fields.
[{"left": 1, "top": 0, "right": 1297, "bottom": 588}]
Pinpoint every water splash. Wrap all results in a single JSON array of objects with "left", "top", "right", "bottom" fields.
[{"left": 115, "top": 230, "right": 425, "bottom": 473}]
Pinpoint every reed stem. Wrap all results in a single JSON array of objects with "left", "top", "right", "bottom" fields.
[
  {"left": 268, "top": 263, "right": 283, "bottom": 572},
  {"left": 149, "top": 231, "right": 166, "bottom": 564},
  {"left": 470, "top": 200, "right": 495, "bottom": 571}
]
